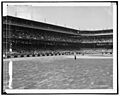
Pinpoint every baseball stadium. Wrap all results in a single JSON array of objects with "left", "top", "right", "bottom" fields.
[{"left": 3, "top": 15, "right": 113, "bottom": 90}]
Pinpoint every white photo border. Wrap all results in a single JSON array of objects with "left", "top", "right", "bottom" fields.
[{"left": 1, "top": 1, "right": 118, "bottom": 95}]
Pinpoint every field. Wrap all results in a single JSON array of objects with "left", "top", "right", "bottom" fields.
[{"left": 3, "top": 55, "right": 113, "bottom": 89}]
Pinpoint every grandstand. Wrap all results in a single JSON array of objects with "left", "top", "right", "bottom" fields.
[{"left": 3, "top": 16, "right": 113, "bottom": 58}]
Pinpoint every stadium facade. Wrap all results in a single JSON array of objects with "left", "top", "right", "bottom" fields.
[{"left": 3, "top": 16, "right": 113, "bottom": 58}]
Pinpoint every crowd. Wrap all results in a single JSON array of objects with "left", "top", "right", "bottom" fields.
[
  {"left": 3, "top": 45, "right": 113, "bottom": 58},
  {"left": 82, "top": 39, "right": 113, "bottom": 43},
  {"left": 11, "top": 30, "right": 80, "bottom": 42},
  {"left": 9, "top": 29, "right": 113, "bottom": 44},
  {"left": 79, "top": 48, "right": 113, "bottom": 54}
]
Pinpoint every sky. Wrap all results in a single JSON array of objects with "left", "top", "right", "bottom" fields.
[{"left": 4, "top": 3, "right": 113, "bottom": 30}]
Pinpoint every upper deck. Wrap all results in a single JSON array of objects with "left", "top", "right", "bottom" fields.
[{"left": 3, "top": 16, "right": 113, "bottom": 37}]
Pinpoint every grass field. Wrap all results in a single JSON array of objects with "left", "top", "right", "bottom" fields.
[{"left": 3, "top": 55, "right": 113, "bottom": 89}]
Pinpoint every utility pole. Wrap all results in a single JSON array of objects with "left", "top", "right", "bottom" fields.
[
  {"left": 31, "top": 5, "right": 33, "bottom": 20},
  {"left": 44, "top": 18, "right": 46, "bottom": 22},
  {"left": 15, "top": 5, "right": 17, "bottom": 17}
]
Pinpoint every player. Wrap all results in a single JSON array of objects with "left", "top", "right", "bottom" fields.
[{"left": 74, "top": 52, "right": 76, "bottom": 60}]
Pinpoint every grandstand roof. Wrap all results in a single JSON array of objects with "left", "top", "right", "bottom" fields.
[
  {"left": 3, "top": 15, "right": 113, "bottom": 35},
  {"left": 3, "top": 15, "right": 78, "bottom": 35}
]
